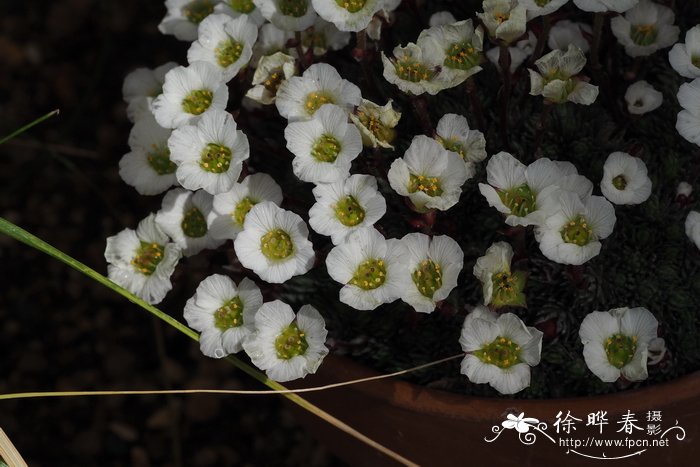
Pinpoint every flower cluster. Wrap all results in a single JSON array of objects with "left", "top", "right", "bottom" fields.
[{"left": 105, "top": 0, "right": 699, "bottom": 392}]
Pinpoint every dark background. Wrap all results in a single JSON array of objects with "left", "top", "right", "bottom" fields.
[{"left": 0, "top": 1, "right": 339, "bottom": 465}]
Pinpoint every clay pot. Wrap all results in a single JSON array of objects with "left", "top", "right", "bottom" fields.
[{"left": 288, "top": 355, "right": 700, "bottom": 467}]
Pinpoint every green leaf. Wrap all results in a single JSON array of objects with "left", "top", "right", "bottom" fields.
[{"left": 0, "top": 109, "right": 59, "bottom": 145}]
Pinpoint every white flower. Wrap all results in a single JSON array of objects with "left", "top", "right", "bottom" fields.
[
  {"left": 184, "top": 275, "right": 263, "bottom": 357},
  {"left": 479, "top": 152, "right": 592, "bottom": 227},
  {"left": 365, "top": 3, "right": 399, "bottom": 40},
  {"left": 215, "top": 0, "right": 265, "bottom": 26},
  {"left": 529, "top": 44, "right": 599, "bottom": 105},
  {"left": 460, "top": 306, "right": 543, "bottom": 395},
  {"left": 252, "top": 23, "right": 293, "bottom": 65},
  {"left": 308, "top": 174, "right": 386, "bottom": 245},
  {"left": 155, "top": 188, "right": 224, "bottom": 256},
  {"left": 246, "top": 52, "right": 297, "bottom": 105},
  {"left": 105, "top": 213, "right": 182, "bottom": 304},
  {"left": 325, "top": 228, "right": 407, "bottom": 310},
  {"left": 381, "top": 43, "right": 448, "bottom": 96},
  {"left": 675, "top": 78, "right": 700, "bottom": 146},
  {"left": 122, "top": 62, "right": 178, "bottom": 123},
  {"left": 253, "top": 0, "right": 317, "bottom": 31},
  {"left": 168, "top": 110, "right": 250, "bottom": 194},
  {"left": 276, "top": 63, "right": 362, "bottom": 121},
  {"left": 187, "top": 14, "right": 258, "bottom": 82},
  {"left": 284, "top": 103, "right": 363, "bottom": 183},
  {"left": 300, "top": 16, "right": 351, "bottom": 56},
  {"left": 677, "top": 181, "right": 693, "bottom": 198},
  {"left": 535, "top": 192, "right": 616, "bottom": 265},
  {"left": 233, "top": 202, "right": 315, "bottom": 283},
  {"left": 477, "top": 0, "right": 527, "bottom": 45},
  {"left": 399, "top": 233, "right": 464, "bottom": 313},
  {"left": 348, "top": 99, "right": 401, "bottom": 149},
  {"left": 429, "top": 11, "right": 456, "bottom": 27},
  {"left": 686, "top": 211, "right": 700, "bottom": 249},
  {"left": 548, "top": 20, "right": 592, "bottom": 53},
  {"left": 388, "top": 135, "right": 468, "bottom": 212},
  {"left": 159, "top": 0, "right": 220, "bottom": 41},
  {"left": 119, "top": 114, "right": 178, "bottom": 196},
  {"left": 152, "top": 61, "right": 229, "bottom": 129},
  {"left": 600, "top": 152, "right": 652, "bottom": 205},
  {"left": 243, "top": 300, "right": 328, "bottom": 382},
  {"left": 312, "top": 0, "right": 385, "bottom": 32},
  {"left": 647, "top": 337, "right": 666, "bottom": 365},
  {"left": 624, "top": 80, "right": 662, "bottom": 114},
  {"left": 210, "top": 173, "right": 284, "bottom": 240},
  {"left": 473, "top": 242, "right": 526, "bottom": 308},
  {"left": 611, "top": 0, "right": 679, "bottom": 58},
  {"left": 418, "top": 20, "right": 484, "bottom": 87},
  {"left": 485, "top": 31, "right": 536, "bottom": 74},
  {"left": 579, "top": 307, "right": 658, "bottom": 382},
  {"left": 519, "top": 0, "right": 569, "bottom": 21},
  {"left": 573, "top": 0, "right": 638, "bottom": 13},
  {"left": 669, "top": 25, "right": 700, "bottom": 79},
  {"left": 435, "top": 113, "right": 486, "bottom": 174}
]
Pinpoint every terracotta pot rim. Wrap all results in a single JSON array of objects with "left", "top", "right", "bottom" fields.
[{"left": 314, "top": 354, "right": 700, "bottom": 422}]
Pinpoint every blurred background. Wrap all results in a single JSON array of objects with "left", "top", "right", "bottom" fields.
[{"left": 0, "top": 1, "right": 340, "bottom": 465}]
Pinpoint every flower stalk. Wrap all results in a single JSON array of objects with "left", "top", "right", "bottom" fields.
[
  {"left": 528, "top": 14, "right": 551, "bottom": 66},
  {"left": 498, "top": 42, "right": 512, "bottom": 150}
]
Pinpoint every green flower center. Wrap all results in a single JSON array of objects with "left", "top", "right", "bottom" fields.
[
  {"left": 275, "top": 322, "right": 309, "bottom": 359},
  {"left": 181, "top": 207, "right": 208, "bottom": 238},
  {"left": 200, "top": 143, "right": 232, "bottom": 173},
  {"left": 233, "top": 197, "right": 256, "bottom": 227},
  {"left": 215, "top": 39, "right": 244, "bottom": 68},
  {"left": 612, "top": 175, "right": 627, "bottom": 190},
  {"left": 535, "top": 0, "right": 551, "bottom": 6},
  {"left": 490, "top": 270, "right": 527, "bottom": 308},
  {"left": 692, "top": 56, "right": 700, "bottom": 68},
  {"left": 182, "top": 0, "right": 215, "bottom": 24},
  {"left": 494, "top": 12, "right": 509, "bottom": 24},
  {"left": 303, "top": 31, "right": 327, "bottom": 50},
  {"left": 349, "top": 258, "right": 386, "bottom": 290},
  {"left": 412, "top": 259, "right": 443, "bottom": 298},
  {"left": 260, "top": 228, "right": 294, "bottom": 260},
  {"left": 131, "top": 241, "right": 165, "bottom": 276},
  {"left": 214, "top": 296, "right": 245, "bottom": 331},
  {"left": 147, "top": 146, "right": 177, "bottom": 175},
  {"left": 277, "top": 0, "right": 308, "bottom": 18},
  {"left": 304, "top": 91, "right": 335, "bottom": 115},
  {"left": 630, "top": 24, "right": 658, "bottom": 46},
  {"left": 560, "top": 215, "right": 593, "bottom": 246},
  {"left": 394, "top": 58, "right": 436, "bottom": 82},
  {"left": 263, "top": 68, "right": 286, "bottom": 94},
  {"left": 444, "top": 41, "right": 481, "bottom": 71},
  {"left": 335, "top": 0, "right": 367, "bottom": 13},
  {"left": 311, "top": 134, "right": 342, "bottom": 162},
  {"left": 497, "top": 184, "right": 537, "bottom": 217},
  {"left": 492, "top": 270, "right": 515, "bottom": 295},
  {"left": 408, "top": 174, "right": 443, "bottom": 197},
  {"left": 182, "top": 89, "right": 213, "bottom": 115},
  {"left": 356, "top": 110, "right": 396, "bottom": 145},
  {"left": 228, "top": 0, "right": 255, "bottom": 13},
  {"left": 334, "top": 195, "right": 365, "bottom": 227},
  {"left": 604, "top": 333, "right": 637, "bottom": 369},
  {"left": 474, "top": 336, "right": 521, "bottom": 369},
  {"left": 437, "top": 136, "right": 467, "bottom": 160}
]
